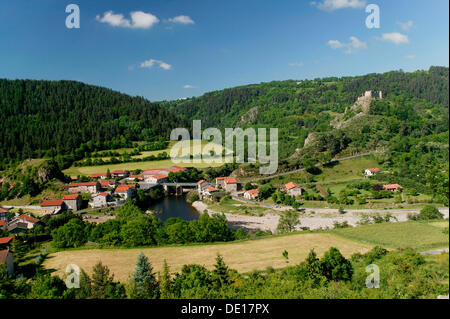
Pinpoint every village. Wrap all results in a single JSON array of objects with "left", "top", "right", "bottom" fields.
[{"left": 0, "top": 160, "right": 410, "bottom": 276}]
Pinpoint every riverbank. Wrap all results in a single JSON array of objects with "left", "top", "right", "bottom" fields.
[{"left": 191, "top": 201, "right": 450, "bottom": 232}]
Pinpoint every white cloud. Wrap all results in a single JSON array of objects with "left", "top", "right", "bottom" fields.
[
  {"left": 289, "top": 62, "right": 304, "bottom": 67},
  {"left": 405, "top": 55, "right": 416, "bottom": 60},
  {"left": 168, "top": 15, "right": 195, "bottom": 24},
  {"left": 380, "top": 32, "right": 410, "bottom": 45},
  {"left": 312, "top": 0, "right": 366, "bottom": 11},
  {"left": 96, "top": 11, "right": 159, "bottom": 29},
  {"left": 327, "top": 36, "right": 366, "bottom": 54},
  {"left": 183, "top": 85, "right": 196, "bottom": 89},
  {"left": 140, "top": 59, "right": 172, "bottom": 70},
  {"left": 327, "top": 40, "right": 344, "bottom": 49},
  {"left": 397, "top": 20, "right": 413, "bottom": 31}
]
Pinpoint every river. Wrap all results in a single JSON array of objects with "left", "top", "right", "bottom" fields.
[{"left": 148, "top": 196, "right": 200, "bottom": 222}]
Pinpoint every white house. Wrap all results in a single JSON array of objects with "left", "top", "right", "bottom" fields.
[
  {"left": 364, "top": 168, "right": 380, "bottom": 177},
  {"left": 285, "top": 182, "right": 303, "bottom": 196},
  {"left": 244, "top": 189, "right": 259, "bottom": 200},
  {"left": 145, "top": 174, "right": 169, "bottom": 184}
]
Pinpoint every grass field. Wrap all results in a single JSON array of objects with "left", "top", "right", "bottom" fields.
[
  {"left": 332, "top": 221, "right": 449, "bottom": 250},
  {"left": 43, "top": 233, "right": 372, "bottom": 282},
  {"left": 63, "top": 140, "right": 226, "bottom": 177}
]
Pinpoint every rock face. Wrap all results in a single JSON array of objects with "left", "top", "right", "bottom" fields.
[
  {"left": 240, "top": 106, "right": 259, "bottom": 124},
  {"left": 36, "top": 160, "right": 65, "bottom": 184},
  {"left": 330, "top": 91, "right": 378, "bottom": 129}
]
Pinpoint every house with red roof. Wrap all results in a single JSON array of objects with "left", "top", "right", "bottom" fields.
[
  {"left": 67, "top": 182, "right": 100, "bottom": 194},
  {"left": 244, "top": 189, "right": 259, "bottom": 200},
  {"left": 0, "top": 236, "right": 13, "bottom": 249},
  {"left": 285, "top": 182, "right": 304, "bottom": 196},
  {"left": 40, "top": 200, "right": 66, "bottom": 215},
  {"left": 0, "top": 220, "right": 6, "bottom": 232},
  {"left": 90, "top": 173, "right": 107, "bottom": 179},
  {"left": 17, "top": 214, "right": 39, "bottom": 229},
  {"left": 145, "top": 174, "right": 169, "bottom": 184},
  {"left": 100, "top": 179, "right": 117, "bottom": 190},
  {"left": 63, "top": 194, "right": 83, "bottom": 211},
  {"left": 91, "top": 192, "right": 114, "bottom": 208},
  {"left": 364, "top": 168, "right": 381, "bottom": 177},
  {"left": 114, "top": 185, "right": 136, "bottom": 200},
  {"left": 224, "top": 177, "right": 238, "bottom": 192},
  {"left": 383, "top": 184, "right": 403, "bottom": 192}
]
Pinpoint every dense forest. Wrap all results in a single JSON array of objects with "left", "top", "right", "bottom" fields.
[{"left": 0, "top": 80, "right": 187, "bottom": 168}]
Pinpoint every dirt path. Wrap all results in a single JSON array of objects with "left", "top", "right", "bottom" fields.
[{"left": 192, "top": 201, "right": 449, "bottom": 233}]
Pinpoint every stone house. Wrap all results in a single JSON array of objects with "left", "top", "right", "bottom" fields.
[
  {"left": 40, "top": 200, "right": 66, "bottom": 215},
  {"left": 67, "top": 182, "right": 100, "bottom": 194},
  {"left": 244, "top": 189, "right": 259, "bottom": 200},
  {"left": 285, "top": 182, "right": 304, "bottom": 196},
  {"left": 63, "top": 194, "right": 83, "bottom": 211},
  {"left": 90, "top": 192, "right": 113, "bottom": 208}
]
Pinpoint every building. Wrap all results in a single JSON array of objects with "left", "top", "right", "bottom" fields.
[
  {"left": 90, "top": 173, "right": 107, "bottom": 179},
  {"left": 127, "top": 174, "right": 143, "bottom": 181},
  {"left": 0, "top": 220, "right": 6, "bottom": 232},
  {"left": 145, "top": 174, "right": 169, "bottom": 184},
  {"left": 244, "top": 189, "right": 259, "bottom": 200},
  {"left": 111, "top": 170, "right": 129, "bottom": 178},
  {"left": 197, "top": 180, "right": 208, "bottom": 192},
  {"left": 383, "top": 184, "right": 403, "bottom": 192},
  {"left": 100, "top": 179, "right": 117, "bottom": 190},
  {"left": 90, "top": 192, "right": 113, "bottom": 208},
  {"left": 0, "top": 248, "right": 14, "bottom": 276},
  {"left": 224, "top": 177, "right": 238, "bottom": 192},
  {"left": 40, "top": 200, "right": 66, "bottom": 215},
  {"left": 63, "top": 194, "right": 83, "bottom": 211},
  {"left": 67, "top": 182, "right": 100, "bottom": 194},
  {"left": 0, "top": 207, "right": 9, "bottom": 221},
  {"left": 364, "top": 168, "right": 380, "bottom": 177},
  {"left": 285, "top": 182, "right": 304, "bottom": 196},
  {"left": 215, "top": 177, "right": 227, "bottom": 188},
  {"left": 7, "top": 222, "right": 28, "bottom": 234},
  {"left": 0, "top": 237, "right": 13, "bottom": 250},
  {"left": 17, "top": 214, "right": 38, "bottom": 229},
  {"left": 114, "top": 185, "right": 136, "bottom": 200}
]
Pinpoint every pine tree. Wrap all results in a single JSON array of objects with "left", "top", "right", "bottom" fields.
[
  {"left": 130, "top": 253, "right": 159, "bottom": 299},
  {"left": 90, "top": 261, "right": 115, "bottom": 299},
  {"left": 212, "top": 254, "right": 231, "bottom": 288},
  {"left": 106, "top": 168, "right": 111, "bottom": 179},
  {"left": 159, "top": 260, "right": 172, "bottom": 299}
]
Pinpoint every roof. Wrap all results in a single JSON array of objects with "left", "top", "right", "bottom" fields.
[
  {"left": 216, "top": 177, "right": 227, "bottom": 180},
  {"left": 197, "top": 179, "right": 206, "bottom": 184},
  {"left": 0, "top": 220, "right": 5, "bottom": 227},
  {"left": 245, "top": 189, "right": 259, "bottom": 197},
  {"left": 115, "top": 185, "right": 135, "bottom": 193},
  {"left": 285, "top": 182, "right": 301, "bottom": 190},
  {"left": 0, "top": 249, "right": 10, "bottom": 264},
  {"left": 225, "top": 177, "right": 237, "bottom": 184},
  {"left": 0, "top": 237, "right": 13, "bottom": 245},
  {"left": 91, "top": 173, "right": 106, "bottom": 178},
  {"left": 63, "top": 194, "right": 81, "bottom": 200},
  {"left": 367, "top": 168, "right": 380, "bottom": 172},
  {"left": 112, "top": 170, "right": 127, "bottom": 174},
  {"left": 67, "top": 182, "right": 98, "bottom": 187},
  {"left": 40, "top": 200, "right": 64, "bottom": 207},
  {"left": 96, "top": 192, "right": 110, "bottom": 197},
  {"left": 149, "top": 174, "right": 168, "bottom": 180},
  {"left": 18, "top": 214, "right": 38, "bottom": 224},
  {"left": 383, "top": 184, "right": 403, "bottom": 189},
  {"left": 206, "top": 186, "right": 218, "bottom": 192},
  {"left": 142, "top": 169, "right": 162, "bottom": 175},
  {"left": 0, "top": 207, "right": 9, "bottom": 213},
  {"left": 100, "top": 180, "right": 116, "bottom": 187}
]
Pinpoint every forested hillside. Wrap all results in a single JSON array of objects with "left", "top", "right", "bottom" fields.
[
  {"left": 165, "top": 66, "right": 449, "bottom": 159},
  {"left": 0, "top": 80, "right": 187, "bottom": 168}
]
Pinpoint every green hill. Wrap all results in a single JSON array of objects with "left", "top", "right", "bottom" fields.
[{"left": 0, "top": 79, "right": 187, "bottom": 169}]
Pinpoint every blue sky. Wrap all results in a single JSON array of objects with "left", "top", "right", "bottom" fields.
[{"left": 0, "top": 0, "right": 448, "bottom": 101}]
